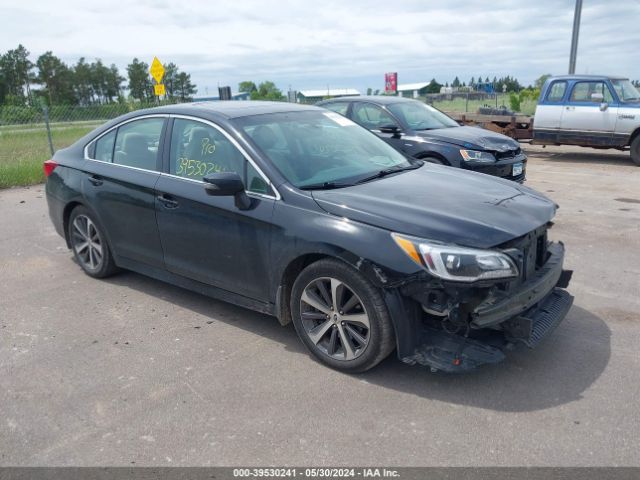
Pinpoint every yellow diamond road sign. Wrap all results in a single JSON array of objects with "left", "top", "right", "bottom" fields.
[{"left": 149, "top": 57, "right": 165, "bottom": 84}]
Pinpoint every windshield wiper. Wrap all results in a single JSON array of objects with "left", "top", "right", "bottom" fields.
[
  {"left": 354, "top": 161, "right": 423, "bottom": 185},
  {"left": 299, "top": 181, "right": 354, "bottom": 191}
]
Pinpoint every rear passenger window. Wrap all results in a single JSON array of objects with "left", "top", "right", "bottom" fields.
[
  {"left": 113, "top": 118, "right": 164, "bottom": 171},
  {"left": 324, "top": 102, "right": 349, "bottom": 115},
  {"left": 546, "top": 81, "right": 567, "bottom": 102},
  {"left": 93, "top": 129, "right": 116, "bottom": 162}
]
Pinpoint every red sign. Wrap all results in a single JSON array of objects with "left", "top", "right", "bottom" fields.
[{"left": 385, "top": 72, "right": 397, "bottom": 94}]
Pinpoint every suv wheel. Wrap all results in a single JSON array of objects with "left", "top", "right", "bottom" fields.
[
  {"left": 290, "top": 258, "right": 395, "bottom": 372},
  {"left": 68, "top": 206, "right": 118, "bottom": 278}
]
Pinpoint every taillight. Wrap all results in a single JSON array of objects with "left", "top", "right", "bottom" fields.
[{"left": 43, "top": 159, "right": 58, "bottom": 177}]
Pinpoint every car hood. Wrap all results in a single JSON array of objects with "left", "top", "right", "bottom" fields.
[
  {"left": 415, "top": 126, "right": 520, "bottom": 152},
  {"left": 311, "top": 164, "right": 556, "bottom": 249}
]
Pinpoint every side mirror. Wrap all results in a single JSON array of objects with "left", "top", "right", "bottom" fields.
[
  {"left": 599, "top": 102, "right": 609, "bottom": 112},
  {"left": 591, "top": 92, "right": 604, "bottom": 102},
  {"left": 379, "top": 124, "right": 402, "bottom": 137},
  {"left": 203, "top": 172, "right": 252, "bottom": 210}
]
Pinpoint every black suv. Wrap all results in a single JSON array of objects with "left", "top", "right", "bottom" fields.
[{"left": 317, "top": 96, "right": 527, "bottom": 182}]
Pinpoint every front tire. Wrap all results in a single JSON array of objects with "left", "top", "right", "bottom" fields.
[
  {"left": 68, "top": 206, "right": 118, "bottom": 278},
  {"left": 631, "top": 135, "right": 640, "bottom": 166},
  {"left": 290, "top": 259, "right": 395, "bottom": 373}
]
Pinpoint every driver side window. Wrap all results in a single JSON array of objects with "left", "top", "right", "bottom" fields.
[
  {"left": 570, "top": 81, "right": 614, "bottom": 103},
  {"left": 352, "top": 104, "right": 398, "bottom": 130},
  {"left": 170, "top": 119, "right": 244, "bottom": 180}
]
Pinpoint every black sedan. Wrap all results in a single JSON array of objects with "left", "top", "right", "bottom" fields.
[
  {"left": 317, "top": 96, "right": 527, "bottom": 182},
  {"left": 44, "top": 101, "right": 572, "bottom": 373}
]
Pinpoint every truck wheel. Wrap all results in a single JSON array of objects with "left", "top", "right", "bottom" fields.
[
  {"left": 290, "top": 258, "right": 395, "bottom": 373},
  {"left": 631, "top": 135, "right": 640, "bottom": 166}
]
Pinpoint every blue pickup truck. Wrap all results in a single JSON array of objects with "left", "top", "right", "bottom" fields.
[{"left": 533, "top": 75, "right": 640, "bottom": 165}]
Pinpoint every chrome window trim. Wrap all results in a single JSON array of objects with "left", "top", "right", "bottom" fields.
[
  {"left": 82, "top": 113, "right": 280, "bottom": 201},
  {"left": 169, "top": 114, "right": 280, "bottom": 200},
  {"left": 83, "top": 114, "right": 169, "bottom": 163}
]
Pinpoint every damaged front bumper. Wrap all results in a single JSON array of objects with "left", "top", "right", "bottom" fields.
[{"left": 389, "top": 242, "right": 574, "bottom": 373}]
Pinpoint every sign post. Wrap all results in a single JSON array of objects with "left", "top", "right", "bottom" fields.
[{"left": 149, "top": 56, "right": 165, "bottom": 100}]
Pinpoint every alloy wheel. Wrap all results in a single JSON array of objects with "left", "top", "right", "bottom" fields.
[
  {"left": 71, "top": 215, "right": 104, "bottom": 270},
  {"left": 299, "top": 277, "right": 370, "bottom": 361}
]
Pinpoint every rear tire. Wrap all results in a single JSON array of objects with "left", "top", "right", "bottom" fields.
[
  {"left": 290, "top": 258, "right": 395, "bottom": 373},
  {"left": 631, "top": 135, "right": 640, "bottom": 166},
  {"left": 68, "top": 206, "right": 118, "bottom": 278}
]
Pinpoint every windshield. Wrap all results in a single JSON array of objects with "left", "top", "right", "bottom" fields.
[
  {"left": 387, "top": 102, "right": 459, "bottom": 130},
  {"left": 611, "top": 79, "right": 640, "bottom": 102},
  {"left": 234, "top": 110, "right": 412, "bottom": 188}
]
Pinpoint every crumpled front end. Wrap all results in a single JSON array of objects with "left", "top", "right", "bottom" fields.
[{"left": 388, "top": 224, "right": 573, "bottom": 373}]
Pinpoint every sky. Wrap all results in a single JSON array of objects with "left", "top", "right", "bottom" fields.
[{"left": 1, "top": 0, "right": 639, "bottom": 96}]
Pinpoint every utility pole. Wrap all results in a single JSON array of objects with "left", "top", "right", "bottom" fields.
[{"left": 568, "top": 0, "right": 583, "bottom": 74}]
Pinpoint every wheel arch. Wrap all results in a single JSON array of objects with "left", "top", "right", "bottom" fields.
[
  {"left": 414, "top": 150, "right": 451, "bottom": 166},
  {"left": 274, "top": 244, "right": 395, "bottom": 326},
  {"left": 62, "top": 201, "right": 85, "bottom": 248},
  {"left": 275, "top": 252, "right": 341, "bottom": 326}
]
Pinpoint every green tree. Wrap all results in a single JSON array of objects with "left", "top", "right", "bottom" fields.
[
  {"left": 238, "top": 81, "right": 257, "bottom": 93},
  {"left": 162, "top": 62, "right": 179, "bottom": 100},
  {"left": 0, "top": 44, "right": 34, "bottom": 105},
  {"left": 175, "top": 71, "right": 197, "bottom": 101},
  {"left": 425, "top": 78, "right": 442, "bottom": 94},
  {"left": 105, "top": 64, "right": 124, "bottom": 103},
  {"left": 451, "top": 76, "right": 460, "bottom": 88},
  {"left": 535, "top": 74, "right": 552, "bottom": 89},
  {"left": 35, "top": 51, "right": 75, "bottom": 105},
  {"left": 509, "top": 92, "right": 521, "bottom": 112},
  {"left": 250, "top": 81, "right": 284, "bottom": 101},
  {"left": 127, "top": 58, "right": 152, "bottom": 102},
  {"left": 73, "top": 58, "right": 94, "bottom": 105},
  {"left": 366, "top": 87, "right": 372, "bottom": 95}
]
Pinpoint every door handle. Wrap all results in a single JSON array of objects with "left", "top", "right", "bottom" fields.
[
  {"left": 156, "top": 194, "right": 179, "bottom": 209},
  {"left": 88, "top": 175, "right": 103, "bottom": 186}
]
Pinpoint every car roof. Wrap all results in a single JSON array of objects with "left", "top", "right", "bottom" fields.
[
  {"left": 548, "top": 74, "right": 628, "bottom": 81},
  {"left": 130, "top": 100, "right": 320, "bottom": 120},
  {"left": 318, "top": 95, "right": 417, "bottom": 106}
]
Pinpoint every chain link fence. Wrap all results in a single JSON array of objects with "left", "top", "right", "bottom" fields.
[
  {"left": 0, "top": 95, "right": 539, "bottom": 189},
  {"left": 425, "top": 92, "right": 538, "bottom": 116},
  {"left": 0, "top": 101, "right": 185, "bottom": 189}
]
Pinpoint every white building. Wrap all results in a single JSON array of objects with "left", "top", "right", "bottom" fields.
[{"left": 297, "top": 88, "right": 360, "bottom": 103}]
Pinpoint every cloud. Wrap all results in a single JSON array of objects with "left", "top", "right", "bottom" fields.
[{"left": 1, "top": 0, "right": 638, "bottom": 94}]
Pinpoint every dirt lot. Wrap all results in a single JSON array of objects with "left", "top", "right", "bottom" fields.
[{"left": 0, "top": 145, "right": 639, "bottom": 466}]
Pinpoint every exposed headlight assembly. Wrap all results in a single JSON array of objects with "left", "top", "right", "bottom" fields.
[
  {"left": 392, "top": 233, "right": 518, "bottom": 282},
  {"left": 460, "top": 149, "right": 495, "bottom": 163}
]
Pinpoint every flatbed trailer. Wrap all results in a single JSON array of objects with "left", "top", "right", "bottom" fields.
[{"left": 445, "top": 111, "right": 534, "bottom": 141}]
